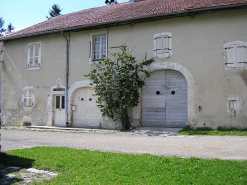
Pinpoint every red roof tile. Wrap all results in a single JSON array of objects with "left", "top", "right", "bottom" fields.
[{"left": 1, "top": 0, "right": 247, "bottom": 41}]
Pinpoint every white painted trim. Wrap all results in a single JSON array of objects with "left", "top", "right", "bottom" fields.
[
  {"left": 89, "top": 30, "right": 108, "bottom": 64},
  {"left": 21, "top": 86, "right": 34, "bottom": 108},
  {"left": 27, "top": 42, "right": 42, "bottom": 69},
  {"left": 137, "top": 62, "right": 196, "bottom": 125},
  {"left": 47, "top": 82, "right": 66, "bottom": 126},
  {"left": 227, "top": 97, "right": 240, "bottom": 114},
  {"left": 223, "top": 41, "right": 247, "bottom": 48},
  {"left": 223, "top": 40, "right": 247, "bottom": 69}
]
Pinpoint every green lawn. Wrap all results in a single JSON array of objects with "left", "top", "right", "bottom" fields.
[
  {"left": 178, "top": 126, "right": 247, "bottom": 136},
  {"left": 1, "top": 147, "right": 247, "bottom": 184},
  {"left": 178, "top": 130, "right": 247, "bottom": 136}
]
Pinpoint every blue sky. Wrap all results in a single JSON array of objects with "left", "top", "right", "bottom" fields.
[{"left": 0, "top": 0, "right": 127, "bottom": 31}]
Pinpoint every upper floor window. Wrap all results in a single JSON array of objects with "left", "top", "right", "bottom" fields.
[
  {"left": 22, "top": 86, "right": 34, "bottom": 107},
  {"left": 27, "top": 42, "right": 41, "bottom": 69},
  {"left": 224, "top": 41, "right": 247, "bottom": 68},
  {"left": 90, "top": 31, "right": 107, "bottom": 63},
  {"left": 153, "top": 32, "right": 172, "bottom": 58}
]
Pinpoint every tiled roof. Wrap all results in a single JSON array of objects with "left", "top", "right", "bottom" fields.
[{"left": 1, "top": 0, "right": 247, "bottom": 41}]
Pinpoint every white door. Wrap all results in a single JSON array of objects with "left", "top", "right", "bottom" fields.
[
  {"left": 72, "top": 87, "right": 100, "bottom": 128},
  {"left": 142, "top": 70, "right": 187, "bottom": 127},
  {"left": 54, "top": 95, "right": 65, "bottom": 126}
]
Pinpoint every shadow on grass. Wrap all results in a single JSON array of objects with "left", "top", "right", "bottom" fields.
[{"left": 0, "top": 152, "right": 34, "bottom": 184}]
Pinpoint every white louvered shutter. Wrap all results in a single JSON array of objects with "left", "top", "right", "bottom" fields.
[
  {"left": 162, "top": 35, "right": 169, "bottom": 53},
  {"left": 236, "top": 45, "right": 247, "bottom": 67},
  {"left": 153, "top": 33, "right": 159, "bottom": 56},
  {"left": 27, "top": 89, "right": 33, "bottom": 107},
  {"left": 29, "top": 45, "right": 34, "bottom": 67},
  {"left": 23, "top": 90, "right": 28, "bottom": 106},
  {"left": 225, "top": 45, "right": 235, "bottom": 67},
  {"left": 23, "top": 89, "right": 33, "bottom": 107},
  {"left": 156, "top": 36, "right": 162, "bottom": 54},
  {"left": 34, "top": 44, "right": 40, "bottom": 66}
]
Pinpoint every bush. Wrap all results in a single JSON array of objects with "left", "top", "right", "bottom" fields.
[
  {"left": 196, "top": 127, "right": 212, "bottom": 131},
  {"left": 181, "top": 125, "right": 193, "bottom": 131}
]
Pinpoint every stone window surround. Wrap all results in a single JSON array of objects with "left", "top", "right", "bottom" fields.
[
  {"left": 223, "top": 40, "right": 247, "bottom": 69},
  {"left": 153, "top": 32, "right": 172, "bottom": 58},
  {"left": 21, "top": 86, "right": 34, "bottom": 110}
]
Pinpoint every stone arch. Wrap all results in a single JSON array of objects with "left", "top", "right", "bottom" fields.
[
  {"left": 68, "top": 80, "right": 101, "bottom": 125},
  {"left": 133, "top": 62, "right": 195, "bottom": 125}
]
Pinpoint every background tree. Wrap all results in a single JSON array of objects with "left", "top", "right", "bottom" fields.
[
  {"left": 85, "top": 44, "right": 154, "bottom": 130},
  {"left": 0, "top": 17, "right": 6, "bottom": 37},
  {"left": 6, "top": 23, "right": 15, "bottom": 34},
  {"left": 46, "top": 4, "right": 62, "bottom": 19}
]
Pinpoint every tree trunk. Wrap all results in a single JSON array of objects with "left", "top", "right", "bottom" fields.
[{"left": 121, "top": 107, "right": 131, "bottom": 130}]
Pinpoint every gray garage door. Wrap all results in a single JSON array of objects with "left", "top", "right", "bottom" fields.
[{"left": 142, "top": 70, "right": 187, "bottom": 127}]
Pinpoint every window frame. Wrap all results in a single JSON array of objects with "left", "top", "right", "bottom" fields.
[
  {"left": 153, "top": 32, "right": 172, "bottom": 58},
  {"left": 27, "top": 42, "right": 41, "bottom": 69},
  {"left": 223, "top": 41, "right": 247, "bottom": 68},
  {"left": 21, "top": 86, "right": 34, "bottom": 108},
  {"left": 89, "top": 31, "right": 107, "bottom": 63}
]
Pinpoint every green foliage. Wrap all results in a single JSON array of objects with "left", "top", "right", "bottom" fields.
[
  {"left": 0, "top": 17, "right": 15, "bottom": 36},
  {"left": 179, "top": 125, "right": 247, "bottom": 136},
  {"left": 6, "top": 23, "right": 15, "bottom": 34},
  {"left": 217, "top": 126, "right": 247, "bottom": 131},
  {"left": 0, "top": 17, "right": 6, "bottom": 37},
  {"left": 181, "top": 125, "right": 193, "bottom": 131},
  {"left": 84, "top": 44, "right": 154, "bottom": 130},
  {"left": 46, "top": 4, "right": 62, "bottom": 19},
  {"left": 5, "top": 147, "right": 247, "bottom": 184}
]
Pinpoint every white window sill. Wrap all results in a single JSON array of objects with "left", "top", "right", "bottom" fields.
[
  {"left": 23, "top": 107, "right": 34, "bottom": 112},
  {"left": 154, "top": 53, "right": 171, "bottom": 59},
  {"left": 26, "top": 66, "right": 40, "bottom": 70}
]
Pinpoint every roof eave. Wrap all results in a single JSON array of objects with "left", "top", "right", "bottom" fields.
[{"left": 1, "top": 3, "right": 247, "bottom": 42}]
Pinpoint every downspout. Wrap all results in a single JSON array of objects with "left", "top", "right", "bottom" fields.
[
  {"left": 61, "top": 31, "right": 70, "bottom": 127},
  {"left": 0, "top": 43, "right": 4, "bottom": 151}
]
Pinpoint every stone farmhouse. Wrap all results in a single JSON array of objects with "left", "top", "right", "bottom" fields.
[{"left": 0, "top": 0, "right": 247, "bottom": 129}]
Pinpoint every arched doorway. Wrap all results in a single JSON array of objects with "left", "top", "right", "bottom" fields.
[
  {"left": 72, "top": 87, "right": 100, "bottom": 128},
  {"left": 142, "top": 69, "right": 188, "bottom": 127}
]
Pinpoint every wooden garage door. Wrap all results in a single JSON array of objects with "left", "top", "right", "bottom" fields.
[
  {"left": 142, "top": 70, "right": 187, "bottom": 127},
  {"left": 72, "top": 87, "right": 100, "bottom": 128}
]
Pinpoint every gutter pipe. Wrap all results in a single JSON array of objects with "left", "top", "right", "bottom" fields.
[
  {"left": 0, "top": 44, "right": 5, "bottom": 152},
  {"left": 61, "top": 31, "right": 70, "bottom": 127}
]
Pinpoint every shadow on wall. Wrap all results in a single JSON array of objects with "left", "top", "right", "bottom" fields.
[{"left": 240, "top": 71, "right": 247, "bottom": 87}]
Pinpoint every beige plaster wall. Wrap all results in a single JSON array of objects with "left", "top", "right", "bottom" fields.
[{"left": 2, "top": 8, "right": 247, "bottom": 128}]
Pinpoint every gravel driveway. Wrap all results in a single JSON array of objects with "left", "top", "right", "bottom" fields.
[{"left": 1, "top": 128, "right": 247, "bottom": 161}]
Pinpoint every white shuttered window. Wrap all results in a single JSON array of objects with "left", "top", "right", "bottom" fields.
[
  {"left": 93, "top": 35, "right": 107, "bottom": 60},
  {"left": 89, "top": 31, "right": 108, "bottom": 63},
  {"left": 153, "top": 32, "right": 172, "bottom": 58},
  {"left": 224, "top": 41, "right": 247, "bottom": 68},
  {"left": 22, "top": 87, "right": 34, "bottom": 107},
  {"left": 27, "top": 42, "right": 41, "bottom": 68}
]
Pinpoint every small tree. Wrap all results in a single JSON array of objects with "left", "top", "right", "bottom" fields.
[
  {"left": 0, "top": 17, "right": 6, "bottom": 37},
  {"left": 84, "top": 44, "right": 154, "bottom": 130},
  {"left": 6, "top": 23, "right": 15, "bottom": 34},
  {"left": 46, "top": 4, "right": 62, "bottom": 19}
]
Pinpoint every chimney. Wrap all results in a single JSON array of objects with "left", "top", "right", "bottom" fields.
[{"left": 129, "top": 0, "right": 138, "bottom": 3}]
